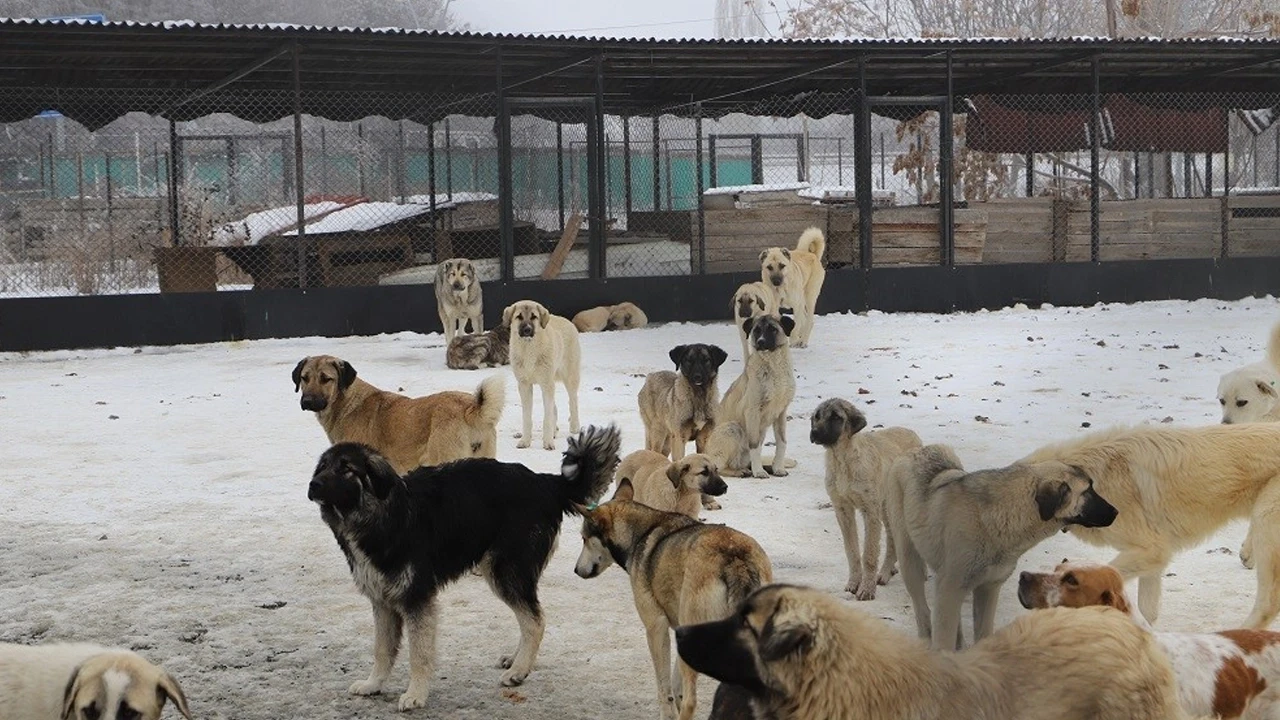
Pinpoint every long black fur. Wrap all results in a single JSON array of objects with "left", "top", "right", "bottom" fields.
[{"left": 309, "top": 424, "right": 621, "bottom": 617}]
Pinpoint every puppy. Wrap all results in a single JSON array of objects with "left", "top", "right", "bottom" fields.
[
  {"left": 639, "top": 343, "right": 728, "bottom": 460},
  {"left": 758, "top": 227, "right": 825, "bottom": 348},
  {"left": 1020, "top": 561, "right": 1280, "bottom": 719},
  {"left": 0, "top": 642, "right": 192, "bottom": 720},
  {"left": 810, "top": 398, "right": 922, "bottom": 600},
  {"left": 706, "top": 316, "right": 796, "bottom": 479},
  {"left": 614, "top": 449, "right": 728, "bottom": 519},
  {"left": 885, "top": 444, "right": 1118, "bottom": 650},
  {"left": 446, "top": 322, "right": 510, "bottom": 370},
  {"left": 607, "top": 302, "right": 648, "bottom": 330},
  {"left": 575, "top": 480, "right": 773, "bottom": 720},
  {"left": 505, "top": 300, "right": 582, "bottom": 450},
  {"left": 309, "top": 426, "right": 620, "bottom": 710},
  {"left": 731, "top": 281, "right": 779, "bottom": 359},
  {"left": 434, "top": 258, "right": 483, "bottom": 344},
  {"left": 675, "top": 583, "right": 1191, "bottom": 720},
  {"left": 1218, "top": 320, "right": 1280, "bottom": 424},
  {"left": 293, "top": 355, "right": 505, "bottom": 474}
]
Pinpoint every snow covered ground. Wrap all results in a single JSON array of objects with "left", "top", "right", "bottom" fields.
[{"left": 2, "top": 295, "right": 1278, "bottom": 719}]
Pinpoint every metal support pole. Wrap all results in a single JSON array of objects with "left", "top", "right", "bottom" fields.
[
  {"left": 227, "top": 138, "right": 238, "bottom": 206},
  {"left": 444, "top": 117, "right": 453, "bottom": 198},
  {"left": 357, "top": 122, "right": 366, "bottom": 197},
  {"left": 1205, "top": 152, "right": 1212, "bottom": 198},
  {"left": 292, "top": 42, "right": 308, "bottom": 286},
  {"left": 497, "top": 49, "right": 515, "bottom": 282},
  {"left": 590, "top": 54, "right": 607, "bottom": 279},
  {"left": 396, "top": 120, "right": 407, "bottom": 202},
  {"left": 652, "top": 115, "right": 661, "bottom": 211},
  {"left": 856, "top": 58, "right": 873, "bottom": 269},
  {"left": 622, "top": 115, "right": 633, "bottom": 217},
  {"left": 695, "top": 104, "right": 706, "bottom": 275},
  {"left": 750, "top": 136, "right": 764, "bottom": 184},
  {"left": 1088, "top": 57, "right": 1101, "bottom": 263},
  {"left": 1025, "top": 151, "right": 1034, "bottom": 196},
  {"left": 319, "top": 126, "right": 328, "bottom": 195},
  {"left": 1222, "top": 114, "right": 1231, "bottom": 258},
  {"left": 167, "top": 117, "right": 181, "bottom": 246},
  {"left": 939, "top": 51, "right": 955, "bottom": 267},
  {"left": 556, "top": 122, "right": 566, "bottom": 232},
  {"left": 708, "top": 135, "right": 718, "bottom": 187}
]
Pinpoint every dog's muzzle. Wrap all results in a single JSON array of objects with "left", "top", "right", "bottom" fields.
[
  {"left": 689, "top": 374, "right": 706, "bottom": 386},
  {"left": 451, "top": 281, "right": 466, "bottom": 291},
  {"left": 1072, "top": 489, "right": 1118, "bottom": 528},
  {"left": 675, "top": 619, "right": 765, "bottom": 691},
  {"left": 300, "top": 394, "right": 328, "bottom": 411},
  {"left": 703, "top": 475, "right": 729, "bottom": 496},
  {"left": 1016, "top": 572, "right": 1040, "bottom": 609},
  {"left": 518, "top": 324, "right": 536, "bottom": 338},
  {"left": 770, "top": 275, "right": 783, "bottom": 287}
]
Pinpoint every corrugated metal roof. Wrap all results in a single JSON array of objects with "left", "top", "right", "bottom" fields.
[{"left": 2, "top": 18, "right": 1280, "bottom": 129}]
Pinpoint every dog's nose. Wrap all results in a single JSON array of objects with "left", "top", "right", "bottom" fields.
[
  {"left": 519, "top": 325, "right": 535, "bottom": 338},
  {"left": 770, "top": 276, "right": 782, "bottom": 286},
  {"left": 674, "top": 625, "right": 692, "bottom": 643},
  {"left": 307, "top": 478, "right": 323, "bottom": 500},
  {"left": 1018, "top": 571, "right": 1032, "bottom": 585}
]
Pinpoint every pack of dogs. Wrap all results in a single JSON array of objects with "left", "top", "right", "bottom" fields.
[{"left": 7, "top": 230, "right": 1280, "bottom": 720}]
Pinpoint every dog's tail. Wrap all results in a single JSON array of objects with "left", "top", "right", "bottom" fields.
[
  {"left": 560, "top": 424, "right": 622, "bottom": 512},
  {"left": 901, "top": 444, "right": 966, "bottom": 490},
  {"left": 471, "top": 374, "right": 506, "bottom": 427},
  {"left": 1268, "top": 320, "right": 1280, "bottom": 373},
  {"left": 795, "top": 226, "right": 826, "bottom": 260}
]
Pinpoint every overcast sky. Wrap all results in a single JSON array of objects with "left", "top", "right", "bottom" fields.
[{"left": 452, "top": 0, "right": 784, "bottom": 39}]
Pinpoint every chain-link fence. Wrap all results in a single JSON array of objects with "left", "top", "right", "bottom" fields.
[{"left": 3, "top": 80, "right": 1280, "bottom": 297}]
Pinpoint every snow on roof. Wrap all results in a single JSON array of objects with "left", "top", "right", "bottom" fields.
[
  {"left": 398, "top": 191, "right": 498, "bottom": 206},
  {"left": 281, "top": 201, "right": 435, "bottom": 236},
  {"left": 210, "top": 201, "right": 345, "bottom": 246},
  {"left": 704, "top": 181, "right": 811, "bottom": 196},
  {"left": 796, "top": 186, "right": 897, "bottom": 200}
]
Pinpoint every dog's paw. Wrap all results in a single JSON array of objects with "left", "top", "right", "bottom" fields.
[
  {"left": 500, "top": 668, "right": 528, "bottom": 687},
  {"left": 751, "top": 469, "right": 769, "bottom": 479},
  {"left": 498, "top": 655, "right": 514, "bottom": 670},
  {"left": 854, "top": 580, "right": 877, "bottom": 601},
  {"left": 702, "top": 498, "right": 722, "bottom": 511},
  {"left": 1241, "top": 544, "right": 1256, "bottom": 569},
  {"left": 397, "top": 690, "right": 429, "bottom": 711},
  {"left": 349, "top": 679, "right": 384, "bottom": 696},
  {"left": 843, "top": 576, "right": 863, "bottom": 595},
  {"left": 877, "top": 567, "right": 898, "bottom": 586},
  {"left": 516, "top": 438, "right": 531, "bottom": 449},
  {"left": 541, "top": 439, "right": 556, "bottom": 450},
  {"left": 764, "top": 464, "right": 789, "bottom": 477}
]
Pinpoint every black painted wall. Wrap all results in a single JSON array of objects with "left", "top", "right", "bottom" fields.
[{"left": 3, "top": 258, "right": 1278, "bottom": 352}]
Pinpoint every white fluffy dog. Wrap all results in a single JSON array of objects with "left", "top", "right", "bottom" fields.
[
  {"left": 0, "top": 642, "right": 192, "bottom": 720},
  {"left": 1218, "top": 321, "right": 1280, "bottom": 424},
  {"left": 504, "top": 300, "right": 582, "bottom": 450}
]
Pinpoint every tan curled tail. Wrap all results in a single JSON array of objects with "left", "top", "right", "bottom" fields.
[
  {"left": 473, "top": 374, "right": 506, "bottom": 427},
  {"left": 1268, "top": 320, "right": 1280, "bottom": 374},
  {"left": 796, "top": 227, "right": 826, "bottom": 260}
]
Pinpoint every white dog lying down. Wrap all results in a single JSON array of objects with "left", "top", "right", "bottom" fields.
[
  {"left": 0, "top": 642, "right": 192, "bottom": 720},
  {"left": 1019, "top": 561, "right": 1280, "bottom": 720},
  {"left": 1218, "top": 320, "right": 1280, "bottom": 425}
]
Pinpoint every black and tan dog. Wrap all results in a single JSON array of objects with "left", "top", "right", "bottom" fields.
[
  {"left": 308, "top": 425, "right": 620, "bottom": 711},
  {"left": 292, "top": 354, "right": 503, "bottom": 473},
  {"left": 705, "top": 316, "right": 796, "bottom": 479},
  {"left": 574, "top": 480, "right": 772, "bottom": 720}
]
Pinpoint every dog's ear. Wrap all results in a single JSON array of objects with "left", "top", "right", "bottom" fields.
[
  {"left": 1258, "top": 380, "right": 1278, "bottom": 397},
  {"left": 741, "top": 317, "right": 755, "bottom": 337},
  {"left": 502, "top": 304, "right": 515, "bottom": 327},
  {"left": 614, "top": 478, "right": 635, "bottom": 501},
  {"left": 364, "top": 450, "right": 400, "bottom": 499},
  {"left": 669, "top": 345, "right": 689, "bottom": 368},
  {"left": 843, "top": 405, "right": 868, "bottom": 435},
  {"left": 779, "top": 315, "right": 796, "bottom": 337},
  {"left": 292, "top": 359, "right": 307, "bottom": 392},
  {"left": 337, "top": 360, "right": 358, "bottom": 389},
  {"left": 760, "top": 618, "right": 814, "bottom": 662},
  {"left": 666, "top": 462, "right": 686, "bottom": 488},
  {"left": 1098, "top": 588, "right": 1130, "bottom": 614},
  {"left": 538, "top": 305, "right": 551, "bottom": 329},
  {"left": 708, "top": 344, "right": 728, "bottom": 369},
  {"left": 157, "top": 671, "right": 194, "bottom": 720},
  {"left": 1035, "top": 480, "right": 1071, "bottom": 522},
  {"left": 60, "top": 664, "right": 84, "bottom": 720},
  {"left": 759, "top": 249, "right": 769, "bottom": 263},
  {"left": 780, "top": 248, "right": 791, "bottom": 260}
]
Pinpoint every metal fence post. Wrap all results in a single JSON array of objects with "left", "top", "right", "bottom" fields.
[
  {"left": 652, "top": 115, "right": 661, "bottom": 211},
  {"left": 622, "top": 114, "right": 633, "bottom": 218},
  {"left": 292, "top": 41, "right": 308, "bottom": 287},
  {"left": 556, "top": 122, "right": 566, "bottom": 232},
  {"left": 939, "top": 50, "right": 955, "bottom": 268},
  {"left": 856, "top": 57, "right": 873, "bottom": 270},
  {"left": 496, "top": 48, "right": 515, "bottom": 282},
  {"left": 589, "top": 53, "right": 607, "bottom": 279},
  {"left": 695, "top": 104, "right": 706, "bottom": 275},
  {"left": 167, "top": 117, "right": 180, "bottom": 247},
  {"left": 1089, "top": 56, "right": 1101, "bottom": 264}
]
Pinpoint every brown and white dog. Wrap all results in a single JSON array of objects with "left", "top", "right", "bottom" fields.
[
  {"left": 0, "top": 642, "right": 192, "bottom": 720},
  {"left": 1019, "top": 561, "right": 1280, "bottom": 719}
]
